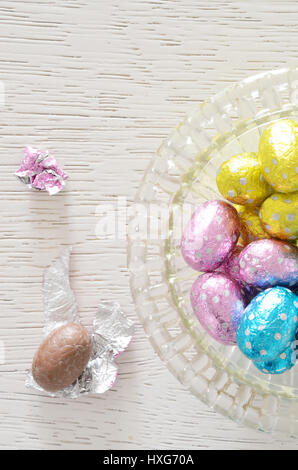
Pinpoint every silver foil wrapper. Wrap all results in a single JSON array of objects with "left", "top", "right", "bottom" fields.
[{"left": 26, "top": 250, "right": 134, "bottom": 398}]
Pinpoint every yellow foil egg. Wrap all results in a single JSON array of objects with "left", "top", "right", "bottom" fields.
[
  {"left": 258, "top": 119, "right": 298, "bottom": 193},
  {"left": 234, "top": 204, "right": 271, "bottom": 245},
  {"left": 260, "top": 192, "right": 298, "bottom": 241},
  {"left": 216, "top": 153, "right": 272, "bottom": 206}
]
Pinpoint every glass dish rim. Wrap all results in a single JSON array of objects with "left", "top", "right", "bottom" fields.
[{"left": 128, "top": 66, "right": 298, "bottom": 435}]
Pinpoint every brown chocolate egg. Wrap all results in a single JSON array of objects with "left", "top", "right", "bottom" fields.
[{"left": 32, "top": 323, "right": 92, "bottom": 392}]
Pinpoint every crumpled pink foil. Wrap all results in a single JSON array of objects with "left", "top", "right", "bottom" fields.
[{"left": 15, "top": 146, "right": 69, "bottom": 195}]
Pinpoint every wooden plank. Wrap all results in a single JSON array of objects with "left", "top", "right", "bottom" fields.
[{"left": 0, "top": 0, "right": 298, "bottom": 449}]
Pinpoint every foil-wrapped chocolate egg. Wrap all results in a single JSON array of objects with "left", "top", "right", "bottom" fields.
[
  {"left": 237, "top": 287, "right": 298, "bottom": 363},
  {"left": 253, "top": 341, "right": 296, "bottom": 375},
  {"left": 258, "top": 119, "right": 298, "bottom": 193},
  {"left": 235, "top": 204, "right": 271, "bottom": 244},
  {"left": 260, "top": 192, "right": 298, "bottom": 241},
  {"left": 238, "top": 239, "right": 298, "bottom": 288},
  {"left": 220, "top": 246, "right": 243, "bottom": 284},
  {"left": 219, "top": 246, "right": 262, "bottom": 302},
  {"left": 181, "top": 200, "right": 240, "bottom": 272},
  {"left": 190, "top": 272, "right": 246, "bottom": 345},
  {"left": 216, "top": 153, "right": 272, "bottom": 206},
  {"left": 232, "top": 205, "right": 251, "bottom": 246}
]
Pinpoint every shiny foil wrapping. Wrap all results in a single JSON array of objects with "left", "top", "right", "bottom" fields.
[
  {"left": 217, "top": 246, "right": 260, "bottom": 303},
  {"left": 258, "top": 119, "right": 298, "bottom": 193},
  {"left": 216, "top": 152, "right": 272, "bottom": 206},
  {"left": 235, "top": 205, "right": 271, "bottom": 245},
  {"left": 253, "top": 340, "right": 297, "bottom": 375},
  {"left": 260, "top": 192, "right": 298, "bottom": 241},
  {"left": 181, "top": 200, "right": 240, "bottom": 272},
  {"left": 15, "top": 146, "right": 68, "bottom": 195},
  {"left": 219, "top": 246, "right": 244, "bottom": 284},
  {"left": 26, "top": 250, "right": 134, "bottom": 397},
  {"left": 190, "top": 272, "right": 246, "bottom": 345},
  {"left": 238, "top": 239, "right": 298, "bottom": 288},
  {"left": 237, "top": 287, "right": 298, "bottom": 367}
]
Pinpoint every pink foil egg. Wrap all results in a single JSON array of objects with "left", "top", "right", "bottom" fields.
[
  {"left": 238, "top": 239, "right": 298, "bottom": 289},
  {"left": 190, "top": 272, "right": 246, "bottom": 345},
  {"left": 219, "top": 246, "right": 262, "bottom": 302},
  {"left": 220, "top": 246, "right": 243, "bottom": 284},
  {"left": 181, "top": 200, "right": 240, "bottom": 272}
]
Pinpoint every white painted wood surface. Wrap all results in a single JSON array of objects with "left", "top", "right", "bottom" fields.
[{"left": 1, "top": 0, "right": 298, "bottom": 450}]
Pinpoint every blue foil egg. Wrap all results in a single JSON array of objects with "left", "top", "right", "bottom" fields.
[
  {"left": 237, "top": 287, "right": 298, "bottom": 363},
  {"left": 253, "top": 341, "right": 297, "bottom": 374}
]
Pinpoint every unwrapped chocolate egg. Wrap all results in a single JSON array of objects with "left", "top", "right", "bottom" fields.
[
  {"left": 216, "top": 153, "right": 272, "bottom": 206},
  {"left": 253, "top": 341, "right": 296, "bottom": 375},
  {"left": 235, "top": 204, "right": 271, "bottom": 244},
  {"left": 260, "top": 192, "right": 298, "bottom": 241},
  {"left": 238, "top": 239, "right": 298, "bottom": 288},
  {"left": 258, "top": 119, "right": 298, "bottom": 193},
  {"left": 181, "top": 200, "right": 240, "bottom": 271},
  {"left": 190, "top": 272, "right": 246, "bottom": 345},
  {"left": 237, "top": 287, "right": 298, "bottom": 363},
  {"left": 32, "top": 323, "right": 92, "bottom": 392}
]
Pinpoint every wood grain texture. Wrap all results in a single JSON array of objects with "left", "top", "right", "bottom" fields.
[{"left": 1, "top": 0, "right": 298, "bottom": 450}]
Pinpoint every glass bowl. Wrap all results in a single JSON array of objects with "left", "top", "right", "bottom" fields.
[{"left": 128, "top": 67, "right": 298, "bottom": 436}]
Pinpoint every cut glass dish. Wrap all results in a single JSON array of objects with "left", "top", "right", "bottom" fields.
[{"left": 128, "top": 68, "right": 298, "bottom": 436}]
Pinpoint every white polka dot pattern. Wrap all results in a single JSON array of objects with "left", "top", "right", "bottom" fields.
[
  {"left": 258, "top": 119, "right": 298, "bottom": 193},
  {"left": 237, "top": 287, "right": 298, "bottom": 367},
  {"left": 216, "top": 153, "right": 272, "bottom": 206},
  {"left": 260, "top": 192, "right": 298, "bottom": 241}
]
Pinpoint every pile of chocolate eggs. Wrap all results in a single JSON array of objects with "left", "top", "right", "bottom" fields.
[{"left": 181, "top": 119, "right": 298, "bottom": 375}]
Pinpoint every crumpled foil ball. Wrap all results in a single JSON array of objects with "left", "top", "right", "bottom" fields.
[
  {"left": 15, "top": 146, "right": 69, "bottom": 195},
  {"left": 26, "top": 250, "right": 134, "bottom": 397}
]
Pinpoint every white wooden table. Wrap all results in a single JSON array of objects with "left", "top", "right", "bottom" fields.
[{"left": 1, "top": 0, "right": 298, "bottom": 450}]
